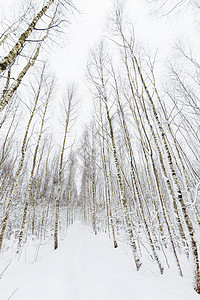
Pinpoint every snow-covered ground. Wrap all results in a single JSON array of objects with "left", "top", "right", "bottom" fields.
[{"left": 0, "top": 223, "right": 199, "bottom": 300}]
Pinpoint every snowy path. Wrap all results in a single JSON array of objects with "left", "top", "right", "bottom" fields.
[{"left": 0, "top": 223, "right": 199, "bottom": 300}]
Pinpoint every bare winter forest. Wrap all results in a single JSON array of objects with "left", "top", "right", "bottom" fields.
[{"left": 0, "top": 0, "right": 200, "bottom": 298}]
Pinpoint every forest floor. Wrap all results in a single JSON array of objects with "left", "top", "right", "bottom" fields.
[{"left": 0, "top": 222, "right": 199, "bottom": 300}]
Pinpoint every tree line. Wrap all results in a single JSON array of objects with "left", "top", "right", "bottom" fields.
[{"left": 0, "top": 0, "right": 200, "bottom": 294}]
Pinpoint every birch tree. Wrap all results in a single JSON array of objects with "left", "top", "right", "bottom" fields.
[
  {"left": 0, "top": 66, "right": 46, "bottom": 251},
  {"left": 0, "top": 0, "right": 75, "bottom": 111},
  {"left": 87, "top": 43, "right": 142, "bottom": 271},
  {"left": 17, "top": 76, "right": 54, "bottom": 249},
  {"left": 54, "top": 84, "right": 76, "bottom": 250}
]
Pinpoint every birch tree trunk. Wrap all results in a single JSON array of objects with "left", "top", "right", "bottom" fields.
[
  {"left": 0, "top": 0, "right": 55, "bottom": 74},
  {"left": 0, "top": 4, "right": 58, "bottom": 112}
]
